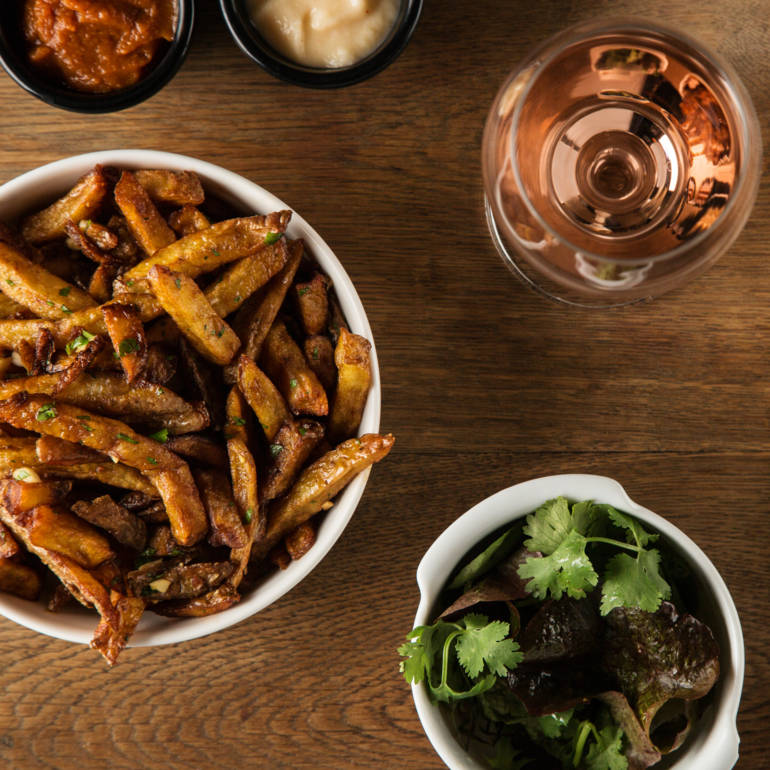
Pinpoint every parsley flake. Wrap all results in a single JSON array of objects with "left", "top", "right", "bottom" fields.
[
  {"left": 149, "top": 428, "right": 168, "bottom": 443},
  {"left": 269, "top": 443, "right": 283, "bottom": 458},
  {"left": 6, "top": 278, "right": 14, "bottom": 286},
  {"left": 35, "top": 403, "right": 57, "bottom": 422},
  {"left": 118, "top": 337, "right": 140, "bottom": 357},
  {"left": 298, "top": 287, "right": 310, "bottom": 296},
  {"left": 65, "top": 330, "right": 95, "bottom": 356},
  {"left": 59, "top": 287, "right": 71, "bottom": 297},
  {"left": 244, "top": 508, "right": 253, "bottom": 523},
  {"left": 146, "top": 456, "right": 158, "bottom": 465},
  {"left": 174, "top": 277, "right": 181, "bottom": 289},
  {"left": 289, "top": 378, "right": 298, "bottom": 388},
  {"left": 231, "top": 417, "right": 246, "bottom": 426},
  {"left": 116, "top": 432, "right": 139, "bottom": 444},
  {"left": 264, "top": 231, "right": 283, "bottom": 245},
  {"left": 61, "top": 305, "right": 72, "bottom": 314}
]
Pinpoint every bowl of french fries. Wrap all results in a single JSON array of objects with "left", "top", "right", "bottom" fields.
[{"left": 0, "top": 149, "right": 393, "bottom": 664}]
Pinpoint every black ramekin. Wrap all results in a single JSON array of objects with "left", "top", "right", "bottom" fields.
[
  {"left": 0, "top": 0, "right": 194, "bottom": 114},
  {"left": 219, "top": 0, "right": 422, "bottom": 89}
]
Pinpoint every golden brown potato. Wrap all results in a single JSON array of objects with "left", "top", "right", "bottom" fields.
[
  {"left": 123, "top": 211, "right": 292, "bottom": 283},
  {"left": 304, "top": 335, "right": 336, "bottom": 393},
  {"left": 260, "top": 433, "right": 395, "bottom": 555},
  {"left": 0, "top": 477, "right": 71, "bottom": 512},
  {"left": 0, "top": 521, "right": 21, "bottom": 559},
  {"left": 233, "top": 238, "right": 302, "bottom": 365},
  {"left": 134, "top": 169, "right": 205, "bottom": 206},
  {"left": 168, "top": 205, "right": 211, "bottom": 237},
  {"left": 0, "top": 558, "right": 42, "bottom": 600},
  {"left": 70, "top": 496, "right": 147, "bottom": 551},
  {"left": 237, "top": 354, "right": 290, "bottom": 441},
  {"left": 0, "top": 394, "right": 207, "bottom": 546},
  {"left": 101, "top": 302, "right": 148, "bottom": 383},
  {"left": 0, "top": 372, "right": 209, "bottom": 435},
  {"left": 21, "top": 168, "right": 108, "bottom": 244},
  {"left": 262, "top": 419, "right": 325, "bottom": 502},
  {"left": 294, "top": 273, "right": 329, "bottom": 336},
  {"left": 114, "top": 170, "right": 177, "bottom": 257},
  {"left": 261, "top": 320, "right": 328, "bottom": 417},
  {"left": 35, "top": 435, "right": 107, "bottom": 465},
  {"left": 78, "top": 219, "right": 118, "bottom": 251},
  {"left": 90, "top": 592, "right": 145, "bottom": 666},
  {"left": 204, "top": 238, "right": 289, "bottom": 319},
  {"left": 148, "top": 265, "right": 240, "bottom": 365},
  {"left": 285, "top": 521, "right": 317, "bottom": 562},
  {"left": 194, "top": 468, "right": 247, "bottom": 549},
  {"left": 0, "top": 241, "right": 96, "bottom": 319},
  {"left": 24, "top": 503, "right": 114, "bottom": 568},
  {"left": 328, "top": 328, "right": 372, "bottom": 442},
  {"left": 224, "top": 386, "right": 250, "bottom": 444},
  {"left": 165, "top": 435, "right": 228, "bottom": 467}
]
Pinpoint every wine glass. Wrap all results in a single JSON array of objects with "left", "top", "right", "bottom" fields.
[{"left": 481, "top": 18, "right": 761, "bottom": 307}]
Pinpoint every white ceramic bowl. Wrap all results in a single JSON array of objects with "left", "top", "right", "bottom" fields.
[
  {"left": 0, "top": 149, "right": 381, "bottom": 647},
  {"left": 411, "top": 474, "right": 743, "bottom": 770}
]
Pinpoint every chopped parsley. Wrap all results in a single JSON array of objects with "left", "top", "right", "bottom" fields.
[
  {"left": 116, "top": 432, "right": 138, "bottom": 444},
  {"left": 269, "top": 443, "right": 283, "bottom": 458},
  {"left": 174, "top": 277, "right": 181, "bottom": 289},
  {"left": 60, "top": 305, "right": 72, "bottom": 314},
  {"left": 149, "top": 428, "right": 168, "bottom": 443},
  {"left": 264, "top": 231, "right": 283, "bottom": 245},
  {"left": 211, "top": 249, "right": 220, "bottom": 257},
  {"left": 312, "top": 347, "right": 319, "bottom": 360},
  {"left": 5, "top": 278, "right": 14, "bottom": 286},
  {"left": 289, "top": 378, "right": 298, "bottom": 388},
  {"left": 244, "top": 508, "right": 253, "bottom": 523},
  {"left": 46, "top": 300, "right": 55, "bottom": 307},
  {"left": 231, "top": 417, "right": 246, "bottom": 426},
  {"left": 35, "top": 403, "right": 57, "bottom": 422},
  {"left": 125, "top": 279, "right": 135, "bottom": 287},
  {"left": 12, "top": 469, "right": 31, "bottom": 481},
  {"left": 298, "top": 287, "right": 310, "bottom": 297},
  {"left": 118, "top": 337, "right": 141, "bottom": 357},
  {"left": 65, "top": 330, "right": 95, "bottom": 356},
  {"left": 59, "top": 287, "right": 71, "bottom": 297},
  {"left": 146, "top": 456, "right": 158, "bottom": 465}
]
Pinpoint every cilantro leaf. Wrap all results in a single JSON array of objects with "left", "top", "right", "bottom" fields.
[
  {"left": 600, "top": 549, "right": 671, "bottom": 615},
  {"left": 454, "top": 614, "right": 523, "bottom": 678},
  {"left": 605, "top": 506, "right": 658, "bottom": 548},
  {"left": 584, "top": 725, "right": 628, "bottom": 770},
  {"left": 488, "top": 737, "right": 535, "bottom": 770},
  {"left": 518, "top": 529, "right": 598, "bottom": 600},
  {"left": 523, "top": 497, "right": 574, "bottom": 554},
  {"left": 399, "top": 615, "right": 521, "bottom": 704}
]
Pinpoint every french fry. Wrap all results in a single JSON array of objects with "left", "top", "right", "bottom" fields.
[
  {"left": 114, "top": 171, "right": 176, "bottom": 257},
  {"left": 78, "top": 219, "right": 118, "bottom": 251},
  {"left": 31, "top": 327, "right": 55, "bottom": 375},
  {"left": 21, "top": 168, "right": 108, "bottom": 244},
  {"left": 227, "top": 434, "right": 262, "bottom": 550},
  {"left": 101, "top": 302, "right": 148, "bottom": 383},
  {"left": 50, "top": 331, "right": 105, "bottom": 394},
  {"left": 52, "top": 463, "right": 157, "bottom": 496},
  {"left": 285, "top": 521, "right": 317, "bottom": 562},
  {"left": 150, "top": 583, "right": 239, "bottom": 617},
  {"left": 134, "top": 169, "right": 205, "bottom": 206},
  {"left": 126, "top": 560, "right": 234, "bottom": 603},
  {"left": 0, "top": 521, "right": 21, "bottom": 558},
  {"left": 147, "top": 265, "right": 240, "bottom": 365},
  {"left": 262, "top": 419, "right": 325, "bottom": 502},
  {"left": 194, "top": 468, "right": 247, "bottom": 549},
  {"left": 328, "top": 328, "right": 372, "bottom": 442},
  {"left": 0, "top": 394, "right": 207, "bottom": 546},
  {"left": 233, "top": 238, "right": 302, "bottom": 364},
  {"left": 168, "top": 205, "right": 210, "bottom": 236},
  {"left": 71, "top": 496, "right": 147, "bottom": 551},
  {"left": 165, "top": 435, "right": 228, "bottom": 467},
  {"left": 237, "top": 354, "right": 290, "bottom": 441},
  {"left": 0, "top": 372, "right": 209, "bottom": 435},
  {"left": 259, "top": 433, "right": 395, "bottom": 555},
  {"left": 261, "top": 320, "right": 328, "bottom": 417},
  {"left": 0, "top": 292, "right": 29, "bottom": 319},
  {"left": 123, "top": 211, "right": 292, "bottom": 283},
  {"left": 0, "top": 437, "right": 39, "bottom": 469},
  {"left": 0, "top": 241, "right": 97, "bottom": 319},
  {"left": 25, "top": 504, "right": 115, "bottom": 569},
  {"left": 0, "top": 558, "right": 42, "bottom": 601},
  {"left": 304, "top": 335, "right": 336, "bottom": 393},
  {"left": 204, "top": 238, "right": 288, "bottom": 319},
  {"left": 64, "top": 220, "right": 109, "bottom": 264},
  {"left": 90, "top": 592, "right": 145, "bottom": 666},
  {"left": 294, "top": 273, "right": 329, "bottom": 336},
  {"left": 0, "top": 477, "right": 71, "bottom": 512},
  {"left": 225, "top": 387, "right": 250, "bottom": 444}
]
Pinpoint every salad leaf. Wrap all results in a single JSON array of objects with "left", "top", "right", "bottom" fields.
[
  {"left": 522, "top": 497, "right": 575, "bottom": 554},
  {"left": 604, "top": 507, "right": 658, "bottom": 548},
  {"left": 584, "top": 725, "right": 628, "bottom": 770},
  {"left": 399, "top": 615, "right": 522, "bottom": 704},
  {"left": 517, "top": 529, "right": 599, "bottom": 600},
  {"left": 596, "top": 692, "right": 662, "bottom": 768},
  {"left": 488, "top": 737, "right": 536, "bottom": 769},
  {"left": 603, "top": 602, "right": 720, "bottom": 739},
  {"left": 447, "top": 523, "right": 523, "bottom": 590},
  {"left": 600, "top": 550, "right": 671, "bottom": 615},
  {"left": 455, "top": 614, "right": 523, "bottom": 678}
]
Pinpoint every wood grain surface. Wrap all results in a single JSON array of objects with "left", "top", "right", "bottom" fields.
[{"left": 0, "top": 1, "right": 768, "bottom": 768}]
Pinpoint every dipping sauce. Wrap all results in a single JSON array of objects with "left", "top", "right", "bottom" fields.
[
  {"left": 23, "top": 0, "right": 177, "bottom": 93},
  {"left": 247, "top": 0, "right": 400, "bottom": 69}
]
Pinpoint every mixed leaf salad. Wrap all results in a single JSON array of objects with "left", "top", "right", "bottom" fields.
[{"left": 399, "top": 498, "right": 720, "bottom": 769}]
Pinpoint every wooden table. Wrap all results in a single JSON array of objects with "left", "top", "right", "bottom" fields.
[{"left": 0, "top": 1, "right": 767, "bottom": 768}]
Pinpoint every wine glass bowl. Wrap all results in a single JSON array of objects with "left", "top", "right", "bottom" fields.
[{"left": 482, "top": 19, "right": 761, "bottom": 306}]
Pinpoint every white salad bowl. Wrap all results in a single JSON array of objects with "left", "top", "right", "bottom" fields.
[
  {"left": 0, "top": 149, "right": 381, "bottom": 648},
  {"left": 411, "top": 474, "right": 743, "bottom": 770}
]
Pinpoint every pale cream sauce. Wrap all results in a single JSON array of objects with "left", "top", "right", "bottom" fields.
[{"left": 248, "top": 0, "right": 400, "bottom": 68}]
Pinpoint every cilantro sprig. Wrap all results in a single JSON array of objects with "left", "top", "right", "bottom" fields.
[
  {"left": 517, "top": 497, "right": 671, "bottom": 614},
  {"left": 399, "top": 613, "right": 523, "bottom": 704}
]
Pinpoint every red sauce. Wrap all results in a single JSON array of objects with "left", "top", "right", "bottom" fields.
[{"left": 23, "top": 0, "right": 177, "bottom": 94}]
